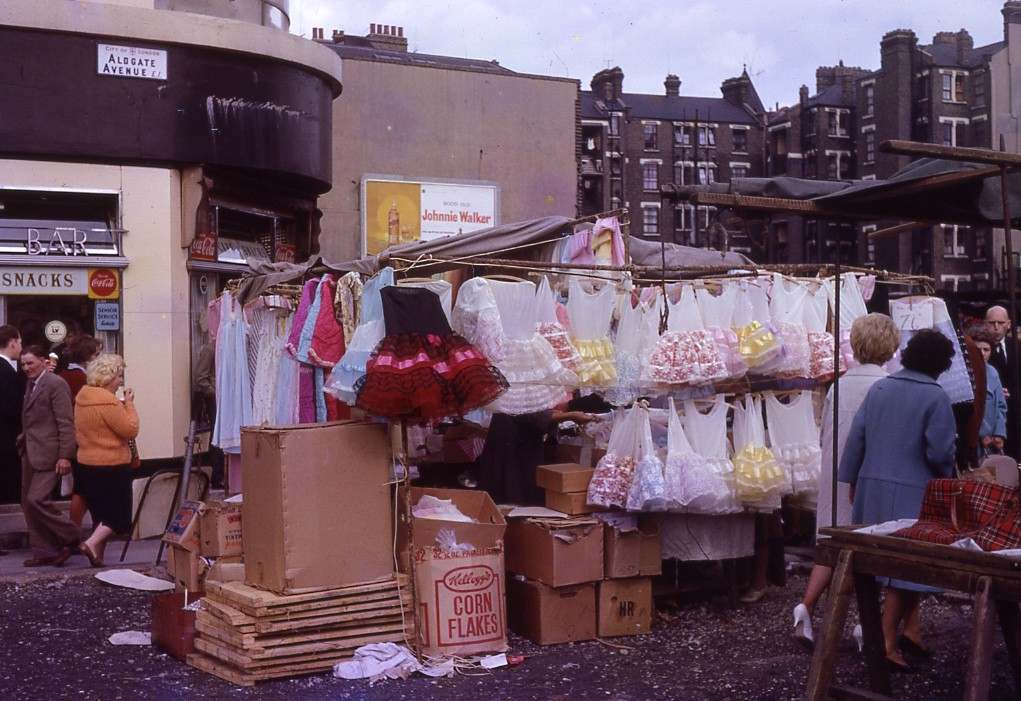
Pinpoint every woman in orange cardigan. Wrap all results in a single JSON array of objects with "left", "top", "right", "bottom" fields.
[{"left": 75, "top": 354, "right": 139, "bottom": 566}]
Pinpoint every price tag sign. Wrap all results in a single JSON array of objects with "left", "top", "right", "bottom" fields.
[
  {"left": 95, "top": 302, "right": 120, "bottom": 331},
  {"left": 891, "top": 298, "right": 933, "bottom": 331}
]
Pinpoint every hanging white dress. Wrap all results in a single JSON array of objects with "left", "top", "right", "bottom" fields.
[
  {"left": 886, "top": 296, "right": 973, "bottom": 405},
  {"left": 732, "top": 394, "right": 787, "bottom": 508},
  {"left": 644, "top": 284, "right": 727, "bottom": 385},
  {"left": 625, "top": 405, "right": 668, "bottom": 511},
  {"left": 250, "top": 304, "right": 291, "bottom": 425},
  {"left": 824, "top": 272, "right": 869, "bottom": 371},
  {"left": 486, "top": 279, "right": 577, "bottom": 415},
  {"left": 566, "top": 277, "right": 617, "bottom": 386},
  {"left": 212, "top": 293, "right": 253, "bottom": 454},
  {"left": 697, "top": 283, "right": 747, "bottom": 380},
  {"left": 681, "top": 395, "right": 741, "bottom": 513},
  {"left": 768, "top": 274, "right": 811, "bottom": 378},
  {"left": 451, "top": 276, "right": 504, "bottom": 363},
  {"left": 764, "top": 390, "right": 822, "bottom": 502},
  {"left": 606, "top": 291, "right": 661, "bottom": 406},
  {"left": 535, "top": 276, "right": 583, "bottom": 374}
]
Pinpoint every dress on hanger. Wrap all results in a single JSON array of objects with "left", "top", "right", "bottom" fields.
[
  {"left": 680, "top": 395, "right": 741, "bottom": 514},
  {"left": 451, "top": 277, "right": 504, "bottom": 363},
  {"left": 805, "top": 284, "right": 842, "bottom": 379},
  {"left": 824, "top": 272, "right": 868, "bottom": 371},
  {"left": 355, "top": 286, "right": 508, "bottom": 420},
  {"left": 606, "top": 291, "right": 661, "bottom": 406},
  {"left": 588, "top": 407, "right": 637, "bottom": 509},
  {"left": 325, "top": 267, "right": 394, "bottom": 405},
  {"left": 250, "top": 303, "right": 290, "bottom": 425},
  {"left": 399, "top": 278, "right": 453, "bottom": 321},
  {"left": 644, "top": 284, "right": 727, "bottom": 385},
  {"left": 764, "top": 391, "right": 822, "bottom": 500},
  {"left": 886, "top": 296, "right": 973, "bottom": 405},
  {"left": 309, "top": 276, "right": 346, "bottom": 368},
  {"left": 285, "top": 278, "right": 319, "bottom": 358},
  {"left": 212, "top": 293, "right": 253, "bottom": 454},
  {"left": 731, "top": 394, "right": 786, "bottom": 506},
  {"left": 273, "top": 316, "right": 300, "bottom": 425},
  {"left": 566, "top": 277, "right": 617, "bottom": 386},
  {"left": 733, "top": 279, "right": 781, "bottom": 370},
  {"left": 768, "top": 274, "right": 811, "bottom": 378},
  {"left": 486, "top": 279, "right": 577, "bottom": 415},
  {"left": 663, "top": 397, "right": 730, "bottom": 513},
  {"left": 697, "top": 283, "right": 747, "bottom": 380},
  {"left": 335, "top": 271, "right": 363, "bottom": 345},
  {"left": 625, "top": 405, "right": 668, "bottom": 511},
  {"left": 535, "top": 276, "right": 582, "bottom": 373}
]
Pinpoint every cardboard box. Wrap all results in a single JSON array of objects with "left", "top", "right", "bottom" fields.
[
  {"left": 638, "top": 519, "right": 662, "bottom": 577},
  {"left": 603, "top": 519, "right": 662, "bottom": 578},
  {"left": 167, "top": 544, "right": 207, "bottom": 593},
  {"left": 505, "top": 517, "right": 603, "bottom": 587},
  {"left": 406, "top": 487, "right": 508, "bottom": 658},
  {"left": 242, "top": 421, "right": 393, "bottom": 594},
  {"left": 199, "top": 501, "right": 243, "bottom": 557},
  {"left": 604, "top": 524, "right": 641, "bottom": 579},
  {"left": 151, "top": 592, "right": 198, "bottom": 661},
  {"left": 507, "top": 576, "right": 597, "bottom": 645},
  {"left": 162, "top": 500, "right": 202, "bottom": 552},
  {"left": 597, "top": 577, "right": 653, "bottom": 638},
  {"left": 205, "top": 555, "right": 244, "bottom": 584},
  {"left": 536, "top": 463, "right": 594, "bottom": 494},
  {"left": 544, "top": 490, "right": 595, "bottom": 516}
]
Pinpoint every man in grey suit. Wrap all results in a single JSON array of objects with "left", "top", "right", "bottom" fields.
[{"left": 18, "top": 345, "right": 79, "bottom": 567}]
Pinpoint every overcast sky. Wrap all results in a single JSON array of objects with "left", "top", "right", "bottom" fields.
[{"left": 292, "top": 1, "right": 1007, "bottom": 109}]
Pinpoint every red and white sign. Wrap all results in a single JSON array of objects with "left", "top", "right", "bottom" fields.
[
  {"left": 87, "top": 268, "right": 120, "bottom": 300},
  {"left": 419, "top": 183, "right": 497, "bottom": 241}
]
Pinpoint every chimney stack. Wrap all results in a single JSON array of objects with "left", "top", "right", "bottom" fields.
[
  {"left": 799, "top": 84, "right": 809, "bottom": 105},
  {"left": 664, "top": 74, "right": 681, "bottom": 97},
  {"left": 366, "top": 23, "right": 409, "bottom": 52}
]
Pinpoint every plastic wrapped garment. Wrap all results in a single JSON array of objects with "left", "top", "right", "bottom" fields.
[
  {"left": 643, "top": 285, "right": 727, "bottom": 386},
  {"left": 732, "top": 395, "right": 787, "bottom": 505},
  {"left": 886, "top": 296, "right": 973, "bottom": 405},
  {"left": 566, "top": 277, "right": 617, "bottom": 386},
  {"left": 765, "top": 391, "right": 822, "bottom": 503}
]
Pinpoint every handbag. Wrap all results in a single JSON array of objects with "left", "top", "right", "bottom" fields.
[
  {"left": 892, "top": 478, "right": 1021, "bottom": 551},
  {"left": 128, "top": 438, "right": 141, "bottom": 469}
]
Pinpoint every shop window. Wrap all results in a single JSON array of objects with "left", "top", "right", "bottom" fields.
[{"left": 0, "top": 189, "right": 120, "bottom": 256}]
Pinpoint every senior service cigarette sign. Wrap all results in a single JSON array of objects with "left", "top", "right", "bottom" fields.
[{"left": 363, "top": 178, "right": 498, "bottom": 256}]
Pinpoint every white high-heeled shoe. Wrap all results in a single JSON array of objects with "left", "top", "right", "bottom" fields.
[
  {"left": 852, "top": 624, "right": 863, "bottom": 653},
  {"left": 793, "top": 603, "right": 814, "bottom": 649}
]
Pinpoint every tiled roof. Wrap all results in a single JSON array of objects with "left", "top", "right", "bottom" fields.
[
  {"left": 580, "top": 91, "right": 757, "bottom": 125},
  {"left": 804, "top": 83, "right": 855, "bottom": 108},
  {"left": 920, "top": 40, "right": 1004, "bottom": 68}
]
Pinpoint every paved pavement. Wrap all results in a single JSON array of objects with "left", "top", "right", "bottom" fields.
[{"left": 0, "top": 537, "right": 164, "bottom": 584}]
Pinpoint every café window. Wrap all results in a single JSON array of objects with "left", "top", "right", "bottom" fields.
[{"left": 0, "top": 189, "right": 121, "bottom": 256}]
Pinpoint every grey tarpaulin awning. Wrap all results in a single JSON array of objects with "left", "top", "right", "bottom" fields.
[
  {"left": 627, "top": 236, "right": 751, "bottom": 267},
  {"left": 673, "top": 158, "right": 1021, "bottom": 226}
]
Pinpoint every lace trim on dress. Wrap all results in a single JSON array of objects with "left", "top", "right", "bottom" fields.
[{"left": 574, "top": 338, "right": 617, "bottom": 386}]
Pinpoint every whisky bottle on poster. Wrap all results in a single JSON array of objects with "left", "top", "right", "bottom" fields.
[{"left": 387, "top": 200, "right": 401, "bottom": 246}]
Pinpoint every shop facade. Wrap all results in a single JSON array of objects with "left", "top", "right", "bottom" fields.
[{"left": 0, "top": 0, "right": 342, "bottom": 500}]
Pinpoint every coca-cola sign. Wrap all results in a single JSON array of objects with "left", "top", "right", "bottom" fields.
[{"left": 87, "top": 268, "right": 120, "bottom": 299}]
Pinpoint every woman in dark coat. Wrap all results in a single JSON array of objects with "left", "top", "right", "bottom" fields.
[{"left": 838, "top": 329, "right": 956, "bottom": 670}]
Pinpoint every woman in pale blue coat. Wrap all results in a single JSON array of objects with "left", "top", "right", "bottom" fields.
[{"left": 838, "top": 328, "right": 956, "bottom": 670}]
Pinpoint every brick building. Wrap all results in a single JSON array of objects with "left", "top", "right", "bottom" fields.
[
  {"left": 766, "top": 18, "right": 1014, "bottom": 293},
  {"left": 579, "top": 67, "right": 766, "bottom": 254}
]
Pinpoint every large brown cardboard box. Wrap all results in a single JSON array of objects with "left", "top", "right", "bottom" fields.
[
  {"left": 551, "top": 443, "right": 606, "bottom": 468},
  {"left": 536, "top": 463, "right": 594, "bottom": 493},
  {"left": 507, "top": 576, "right": 596, "bottom": 645},
  {"left": 406, "top": 487, "right": 508, "bottom": 658},
  {"left": 505, "top": 517, "right": 603, "bottom": 587},
  {"left": 242, "top": 421, "right": 393, "bottom": 594},
  {"left": 597, "top": 577, "right": 653, "bottom": 637},
  {"left": 199, "top": 501, "right": 243, "bottom": 558}
]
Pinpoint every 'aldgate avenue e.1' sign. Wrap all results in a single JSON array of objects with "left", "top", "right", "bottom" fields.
[{"left": 97, "top": 44, "right": 167, "bottom": 81}]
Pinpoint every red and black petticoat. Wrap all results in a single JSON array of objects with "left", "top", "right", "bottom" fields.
[{"left": 355, "top": 286, "right": 507, "bottom": 420}]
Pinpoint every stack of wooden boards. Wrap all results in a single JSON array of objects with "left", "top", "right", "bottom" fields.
[{"left": 186, "top": 575, "right": 412, "bottom": 686}]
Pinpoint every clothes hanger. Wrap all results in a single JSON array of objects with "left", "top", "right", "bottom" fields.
[
  {"left": 397, "top": 276, "right": 436, "bottom": 284},
  {"left": 482, "top": 273, "right": 527, "bottom": 283}
]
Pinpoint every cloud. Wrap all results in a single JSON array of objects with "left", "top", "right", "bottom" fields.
[{"left": 292, "top": 0, "right": 1006, "bottom": 107}]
